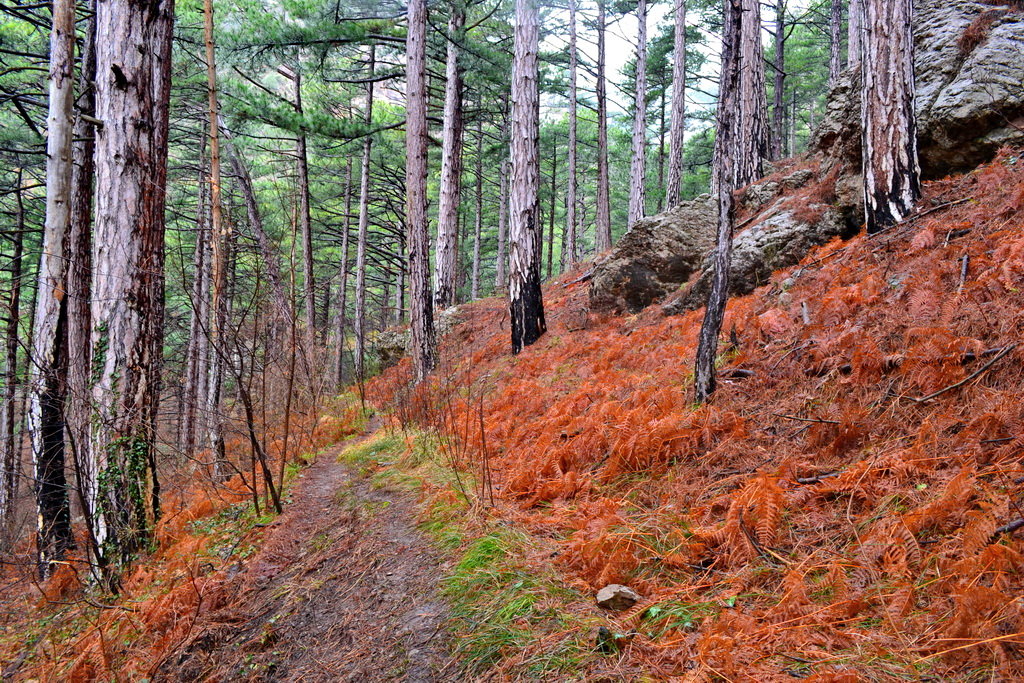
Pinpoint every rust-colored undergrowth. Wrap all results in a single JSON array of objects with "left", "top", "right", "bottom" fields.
[{"left": 370, "top": 149, "right": 1024, "bottom": 679}]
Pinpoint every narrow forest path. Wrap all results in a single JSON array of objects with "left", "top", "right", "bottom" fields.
[{"left": 159, "top": 418, "right": 453, "bottom": 682}]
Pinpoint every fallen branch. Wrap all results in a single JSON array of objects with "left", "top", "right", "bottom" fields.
[
  {"left": 795, "top": 471, "right": 839, "bottom": 485},
  {"left": 907, "top": 343, "right": 1017, "bottom": 403},
  {"left": 994, "top": 518, "right": 1024, "bottom": 537},
  {"left": 774, "top": 413, "right": 840, "bottom": 425}
]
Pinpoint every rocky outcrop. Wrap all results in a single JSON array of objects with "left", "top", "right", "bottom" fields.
[
  {"left": 814, "top": 0, "right": 1024, "bottom": 178},
  {"left": 593, "top": 0, "right": 1024, "bottom": 317},
  {"left": 588, "top": 197, "right": 716, "bottom": 313},
  {"left": 369, "top": 306, "right": 463, "bottom": 371}
]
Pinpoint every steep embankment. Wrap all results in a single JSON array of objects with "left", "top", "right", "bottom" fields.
[{"left": 371, "top": 149, "right": 1024, "bottom": 679}]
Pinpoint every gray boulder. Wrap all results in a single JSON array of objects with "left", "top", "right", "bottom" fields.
[
  {"left": 368, "top": 306, "right": 463, "bottom": 371},
  {"left": 814, "top": 0, "right": 1024, "bottom": 178},
  {"left": 588, "top": 196, "right": 716, "bottom": 313}
]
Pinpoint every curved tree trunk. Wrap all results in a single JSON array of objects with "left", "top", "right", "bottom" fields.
[
  {"left": 694, "top": 0, "right": 755, "bottom": 404},
  {"left": 334, "top": 156, "right": 354, "bottom": 390},
  {"left": 509, "top": 0, "right": 546, "bottom": 354},
  {"left": 88, "top": 0, "right": 175, "bottom": 582},
  {"left": 434, "top": 5, "right": 466, "bottom": 310},
  {"left": 628, "top": 0, "right": 649, "bottom": 228},
  {"left": 406, "top": 0, "right": 437, "bottom": 382},
  {"left": 666, "top": 0, "right": 687, "bottom": 207},
  {"left": 861, "top": 0, "right": 920, "bottom": 233}
]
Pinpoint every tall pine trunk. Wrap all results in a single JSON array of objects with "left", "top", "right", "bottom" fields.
[
  {"left": 203, "top": 0, "right": 229, "bottom": 481},
  {"left": 495, "top": 158, "right": 509, "bottom": 290},
  {"left": 828, "top": 0, "right": 844, "bottom": 87},
  {"left": 292, "top": 68, "right": 317, "bottom": 343},
  {"left": 771, "top": 1, "right": 787, "bottom": 160},
  {"left": 0, "top": 174, "right": 27, "bottom": 549},
  {"left": 434, "top": 5, "right": 466, "bottom": 310},
  {"left": 334, "top": 156, "right": 354, "bottom": 389},
  {"left": 666, "top": 0, "right": 687, "bottom": 207},
  {"left": 628, "top": 0, "right": 649, "bottom": 228},
  {"left": 861, "top": 0, "right": 919, "bottom": 233},
  {"left": 509, "top": 0, "right": 546, "bottom": 354},
  {"left": 849, "top": 0, "right": 864, "bottom": 70},
  {"left": 353, "top": 46, "right": 376, "bottom": 382},
  {"left": 406, "top": 0, "right": 437, "bottom": 381},
  {"left": 178, "top": 158, "right": 209, "bottom": 463},
  {"left": 565, "top": 0, "right": 579, "bottom": 264},
  {"left": 471, "top": 117, "right": 483, "bottom": 300},
  {"left": 594, "top": 0, "right": 612, "bottom": 252},
  {"left": 89, "top": 0, "right": 175, "bottom": 581},
  {"left": 30, "top": 0, "right": 77, "bottom": 577}
]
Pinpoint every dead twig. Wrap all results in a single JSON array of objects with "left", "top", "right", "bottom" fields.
[
  {"left": 773, "top": 413, "right": 840, "bottom": 425},
  {"left": 907, "top": 343, "right": 1017, "bottom": 403}
]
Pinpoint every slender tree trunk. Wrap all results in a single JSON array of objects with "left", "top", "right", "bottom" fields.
[
  {"left": 861, "top": 0, "right": 919, "bottom": 233},
  {"left": 30, "top": 0, "right": 77, "bottom": 578},
  {"left": 203, "top": 0, "right": 229, "bottom": 481},
  {"left": 666, "top": 0, "right": 687, "bottom": 207},
  {"left": 89, "top": 0, "right": 175, "bottom": 581},
  {"left": 434, "top": 5, "right": 466, "bottom": 310},
  {"left": 407, "top": 0, "right": 437, "bottom": 381},
  {"left": 509, "top": 0, "right": 546, "bottom": 354},
  {"left": 565, "top": 0, "right": 579, "bottom": 264},
  {"left": 595, "top": 0, "right": 612, "bottom": 252},
  {"left": 771, "top": 1, "right": 787, "bottom": 160},
  {"left": 471, "top": 117, "right": 483, "bottom": 300},
  {"left": 334, "top": 156, "right": 354, "bottom": 389},
  {"left": 292, "top": 68, "right": 317, "bottom": 343},
  {"left": 848, "top": 0, "right": 864, "bottom": 70},
  {"left": 547, "top": 150, "right": 557, "bottom": 278},
  {"left": 66, "top": 1, "right": 96, "bottom": 528},
  {"left": 495, "top": 158, "right": 509, "bottom": 290},
  {"left": 828, "top": 0, "right": 844, "bottom": 88},
  {"left": 0, "top": 174, "right": 27, "bottom": 549},
  {"left": 354, "top": 45, "right": 376, "bottom": 382},
  {"left": 178, "top": 151, "right": 209, "bottom": 462},
  {"left": 628, "top": 0, "right": 649, "bottom": 228},
  {"left": 694, "top": 0, "right": 748, "bottom": 403}
]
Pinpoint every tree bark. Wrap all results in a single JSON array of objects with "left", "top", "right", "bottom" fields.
[
  {"left": 471, "top": 116, "right": 483, "bottom": 300},
  {"left": 771, "top": 1, "right": 787, "bottom": 160},
  {"left": 509, "top": 0, "right": 546, "bottom": 354},
  {"left": 848, "top": 0, "right": 864, "bottom": 71},
  {"left": 407, "top": 0, "right": 437, "bottom": 381},
  {"left": 628, "top": 0, "right": 649, "bottom": 228},
  {"left": 495, "top": 158, "right": 509, "bottom": 290},
  {"left": 354, "top": 45, "right": 376, "bottom": 382},
  {"left": 334, "top": 155, "right": 354, "bottom": 389},
  {"left": 0, "top": 173, "right": 27, "bottom": 549},
  {"left": 89, "top": 0, "right": 175, "bottom": 581},
  {"left": 66, "top": 0, "right": 96, "bottom": 524},
  {"left": 595, "top": 0, "right": 612, "bottom": 252},
  {"left": 292, "top": 68, "right": 317, "bottom": 342},
  {"left": 828, "top": 0, "right": 844, "bottom": 88},
  {"left": 434, "top": 5, "right": 466, "bottom": 310},
  {"left": 736, "top": 0, "right": 767, "bottom": 186},
  {"left": 666, "top": 0, "right": 687, "bottom": 207},
  {"left": 565, "top": 0, "right": 579, "bottom": 264},
  {"left": 861, "top": 0, "right": 919, "bottom": 233},
  {"left": 178, "top": 156, "right": 209, "bottom": 463},
  {"left": 203, "top": 0, "right": 229, "bottom": 481},
  {"left": 694, "top": 0, "right": 745, "bottom": 403},
  {"left": 547, "top": 149, "right": 557, "bottom": 278},
  {"left": 30, "top": 0, "right": 78, "bottom": 578}
]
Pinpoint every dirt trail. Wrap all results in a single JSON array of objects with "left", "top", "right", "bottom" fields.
[{"left": 160, "top": 421, "right": 452, "bottom": 682}]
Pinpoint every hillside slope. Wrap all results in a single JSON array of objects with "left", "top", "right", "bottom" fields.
[{"left": 371, "top": 148, "right": 1024, "bottom": 680}]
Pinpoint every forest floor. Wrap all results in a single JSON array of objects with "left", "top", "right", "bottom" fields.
[{"left": 157, "top": 417, "right": 454, "bottom": 682}]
